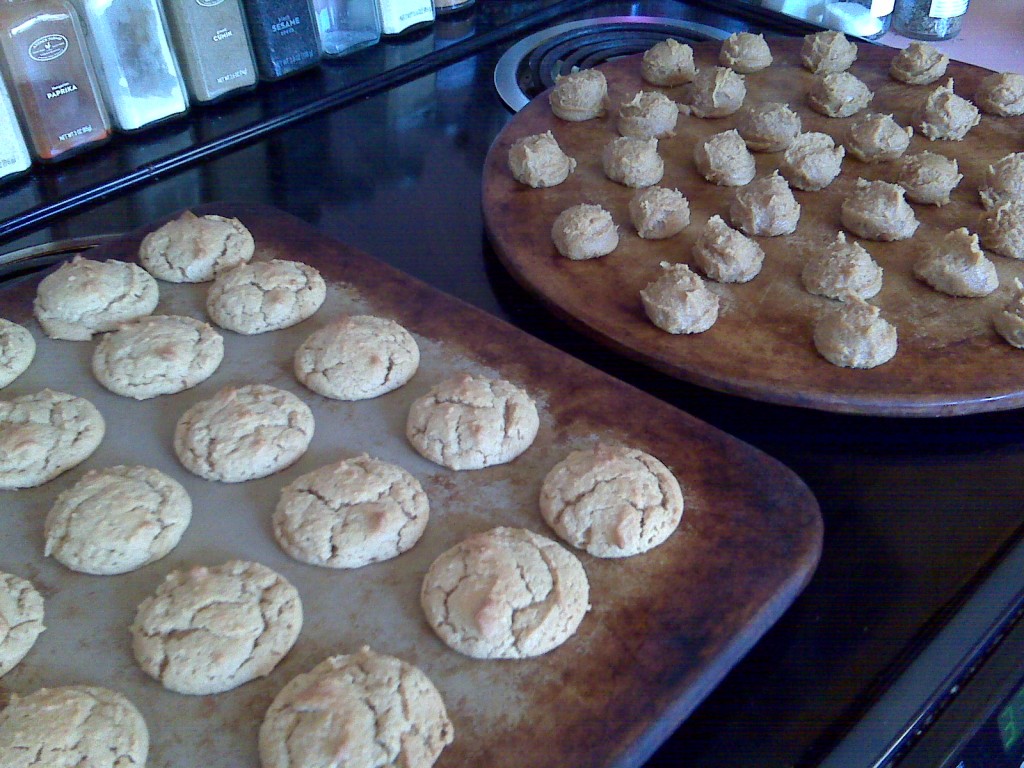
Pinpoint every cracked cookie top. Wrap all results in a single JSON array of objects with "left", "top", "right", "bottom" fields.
[
  {"left": 139, "top": 211, "right": 255, "bottom": 283},
  {"left": 173, "top": 384, "right": 314, "bottom": 483},
  {"left": 273, "top": 454, "right": 429, "bottom": 569},
  {"left": 420, "top": 526, "right": 590, "bottom": 659},
  {"left": 0, "top": 389, "right": 105, "bottom": 489},
  {"left": 259, "top": 646, "right": 453, "bottom": 768},
  {"left": 406, "top": 374, "right": 539, "bottom": 471},
  {"left": 130, "top": 560, "right": 302, "bottom": 695},
  {"left": 0, "top": 318, "right": 34, "bottom": 389},
  {"left": 206, "top": 259, "right": 326, "bottom": 335},
  {"left": 0, "top": 686, "right": 148, "bottom": 768},
  {"left": 0, "top": 571, "right": 45, "bottom": 677},
  {"left": 44, "top": 465, "right": 192, "bottom": 575}
]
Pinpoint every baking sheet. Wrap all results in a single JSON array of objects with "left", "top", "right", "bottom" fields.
[
  {"left": 0, "top": 204, "right": 821, "bottom": 767},
  {"left": 482, "top": 38, "right": 1024, "bottom": 416}
]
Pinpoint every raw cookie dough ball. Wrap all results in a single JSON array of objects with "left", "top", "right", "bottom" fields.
[
  {"left": 976, "top": 72, "right": 1024, "bottom": 117},
  {"left": 694, "top": 129, "right": 756, "bottom": 186},
  {"left": 629, "top": 186, "right": 690, "bottom": 240},
  {"left": 639, "top": 262, "right": 720, "bottom": 334},
  {"left": 540, "top": 442, "right": 684, "bottom": 558},
  {"left": 0, "top": 318, "right": 34, "bottom": 389},
  {"left": 641, "top": 38, "right": 696, "bottom": 86},
  {"left": 420, "top": 526, "right": 590, "bottom": 659},
  {"left": 979, "top": 152, "right": 1024, "bottom": 210},
  {"left": 44, "top": 465, "right": 191, "bottom": 575},
  {"left": 0, "top": 686, "right": 148, "bottom": 768},
  {"left": 0, "top": 389, "right": 105, "bottom": 490},
  {"left": 617, "top": 90, "right": 680, "bottom": 139},
  {"left": 719, "top": 32, "right": 772, "bottom": 74},
  {"left": 406, "top": 374, "right": 539, "bottom": 471},
  {"left": 841, "top": 179, "right": 919, "bottom": 241},
  {"left": 979, "top": 200, "right": 1024, "bottom": 260},
  {"left": 801, "top": 30, "right": 857, "bottom": 74},
  {"left": 845, "top": 112, "right": 913, "bottom": 163},
  {"left": 736, "top": 101, "right": 802, "bottom": 152},
  {"left": 994, "top": 279, "right": 1024, "bottom": 348},
  {"left": 693, "top": 215, "right": 765, "bottom": 283},
  {"left": 802, "top": 231, "right": 883, "bottom": 300},
  {"left": 33, "top": 255, "right": 158, "bottom": 341},
  {"left": 273, "top": 454, "right": 428, "bottom": 569},
  {"left": 889, "top": 41, "right": 949, "bottom": 85},
  {"left": 551, "top": 203, "right": 619, "bottom": 260},
  {"left": 780, "top": 132, "right": 845, "bottom": 191},
  {"left": 914, "top": 228, "right": 998, "bottom": 297},
  {"left": 130, "top": 560, "right": 302, "bottom": 695},
  {"left": 689, "top": 66, "right": 746, "bottom": 118},
  {"left": 808, "top": 72, "right": 873, "bottom": 118},
  {"left": 813, "top": 295, "right": 897, "bottom": 369},
  {"left": 914, "top": 79, "right": 980, "bottom": 141},
  {"left": 896, "top": 151, "right": 962, "bottom": 205},
  {"left": 259, "top": 648, "right": 453, "bottom": 768},
  {"left": 602, "top": 136, "right": 664, "bottom": 188},
  {"left": 139, "top": 211, "right": 255, "bottom": 283},
  {"left": 729, "top": 171, "right": 801, "bottom": 237},
  {"left": 0, "top": 572, "right": 44, "bottom": 676},
  {"left": 508, "top": 130, "right": 577, "bottom": 188},
  {"left": 548, "top": 68, "right": 608, "bottom": 121}
]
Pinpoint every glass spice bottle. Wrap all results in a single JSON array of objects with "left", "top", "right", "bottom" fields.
[
  {"left": 893, "top": 0, "right": 970, "bottom": 40},
  {"left": 312, "top": 0, "right": 381, "bottom": 57},
  {"left": 245, "top": 0, "right": 321, "bottom": 81},
  {"left": 432, "top": 0, "right": 474, "bottom": 15},
  {"left": 0, "top": 70, "right": 31, "bottom": 179},
  {"left": 0, "top": 0, "right": 111, "bottom": 162},
  {"left": 376, "top": 0, "right": 433, "bottom": 36}
]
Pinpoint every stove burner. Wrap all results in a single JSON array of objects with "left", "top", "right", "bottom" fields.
[{"left": 494, "top": 17, "right": 731, "bottom": 112}]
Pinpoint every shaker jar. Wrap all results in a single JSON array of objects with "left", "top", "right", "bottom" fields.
[
  {"left": 893, "top": 0, "right": 970, "bottom": 40},
  {"left": 821, "top": 0, "right": 894, "bottom": 39},
  {"left": 312, "top": 0, "right": 381, "bottom": 57}
]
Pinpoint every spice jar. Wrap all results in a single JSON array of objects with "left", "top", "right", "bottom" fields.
[
  {"left": 822, "top": 0, "right": 893, "bottom": 39},
  {"left": 893, "top": 0, "right": 970, "bottom": 40},
  {"left": 376, "top": 0, "right": 434, "bottom": 36},
  {"left": 0, "top": 71, "right": 31, "bottom": 180},
  {"left": 433, "top": 0, "right": 474, "bottom": 15},
  {"left": 245, "top": 0, "right": 322, "bottom": 81},
  {"left": 312, "top": 0, "right": 381, "bottom": 57}
]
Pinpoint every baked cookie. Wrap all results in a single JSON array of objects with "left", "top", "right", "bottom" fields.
[
  {"left": 617, "top": 90, "right": 679, "bottom": 139},
  {"left": 736, "top": 101, "right": 801, "bottom": 152},
  {"left": 719, "top": 31, "right": 772, "bottom": 74},
  {"left": 808, "top": 72, "right": 873, "bottom": 118},
  {"left": 845, "top": 112, "right": 913, "bottom": 163},
  {"left": 540, "top": 442, "right": 684, "bottom": 558},
  {"left": 995, "top": 279, "right": 1024, "bottom": 348},
  {"left": 507, "top": 131, "right": 577, "bottom": 188},
  {"left": 0, "top": 318, "right": 34, "bottom": 389},
  {"left": 0, "top": 572, "right": 44, "bottom": 676},
  {"left": 548, "top": 68, "right": 607, "bottom": 121},
  {"left": 813, "top": 296, "right": 897, "bottom": 369},
  {"left": 640, "top": 261, "right": 720, "bottom": 333},
  {"left": 780, "top": 132, "right": 845, "bottom": 191},
  {"left": 130, "top": 560, "right": 302, "bottom": 695},
  {"left": 976, "top": 72, "right": 1024, "bottom": 117},
  {"left": 406, "top": 374, "right": 539, "bottom": 470},
  {"left": 173, "top": 384, "right": 314, "bottom": 482},
  {"left": 0, "top": 686, "right": 148, "bottom": 767},
  {"left": 979, "top": 200, "right": 1024, "bottom": 260},
  {"left": 273, "top": 454, "right": 428, "bottom": 568},
  {"left": 602, "top": 136, "right": 663, "bottom": 188},
  {"left": 0, "top": 389, "right": 104, "bottom": 490},
  {"left": 641, "top": 38, "right": 696, "bottom": 86},
  {"left": 206, "top": 259, "right": 326, "bottom": 335},
  {"left": 693, "top": 215, "right": 764, "bottom": 284},
  {"left": 802, "top": 232, "right": 883, "bottom": 301},
  {"left": 730, "top": 171, "right": 800, "bottom": 237},
  {"left": 688, "top": 66, "right": 746, "bottom": 118},
  {"left": 914, "top": 228, "right": 997, "bottom": 298},
  {"left": 420, "top": 526, "right": 590, "bottom": 659},
  {"left": 139, "top": 211, "right": 255, "bottom": 283},
  {"left": 259, "top": 647, "right": 453, "bottom": 768},
  {"left": 914, "top": 79, "right": 980, "bottom": 141},
  {"left": 801, "top": 30, "right": 857, "bottom": 74},
  {"left": 694, "top": 129, "right": 756, "bottom": 187},
  {"left": 889, "top": 41, "right": 948, "bottom": 85},
  {"left": 91, "top": 314, "right": 224, "bottom": 400},
  {"left": 44, "top": 465, "right": 191, "bottom": 575},
  {"left": 841, "top": 179, "right": 919, "bottom": 241},
  {"left": 979, "top": 152, "right": 1024, "bottom": 210},
  {"left": 896, "top": 151, "right": 962, "bottom": 205},
  {"left": 628, "top": 186, "right": 690, "bottom": 240},
  {"left": 551, "top": 203, "right": 619, "bottom": 260},
  {"left": 33, "top": 256, "right": 158, "bottom": 341},
  {"left": 294, "top": 315, "right": 419, "bottom": 400}
]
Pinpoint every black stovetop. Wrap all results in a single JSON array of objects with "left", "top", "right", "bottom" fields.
[{"left": 3, "top": 2, "right": 1022, "bottom": 767}]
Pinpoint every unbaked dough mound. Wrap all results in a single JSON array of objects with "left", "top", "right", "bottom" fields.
[
  {"left": 640, "top": 262, "right": 719, "bottom": 334},
  {"left": 914, "top": 228, "right": 998, "bottom": 298},
  {"left": 629, "top": 187, "right": 690, "bottom": 240},
  {"left": 719, "top": 32, "right": 772, "bottom": 74},
  {"left": 617, "top": 90, "right": 680, "bottom": 139},
  {"left": 548, "top": 68, "right": 608, "bottom": 121},
  {"left": 801, "top": 30, "right": 857, "bottom": 74},
  {"left": 729, "top": 171, "right": 800, "bottom": 237},
  {"left": 845, "top": 112, "right": 913, "bottom": 163},
  {"left": 979, "top": 152, "right": 1024, "bottom": 210},
  {"left": 694, "top": 129, "right": 756, "bottom": 186},
  {"left": 737, "top": 101, "right": 801, "bottom": 152},
  {"left": 896, "top": 151, "right": 962, "bottom": 205},
  {"left": 813, "top": 295, "right": 897, "bottom": 369},
  {"left": 808, "top": 72, "right": 873, "bottom": 118},
  {"left": 802, "top": 231, "right": 882, "bottom": 300},
  {"left": 889, "top": 41, "right": 949, "bottom": 85},
  {"left": 551, "top": 203, "right": 619, "bottom": 260},
  {"left": 914, "top": 79, "right": 980, "bottom": 141},
  {"left": 994, "top": 279, "right": 1024, "bottom": 348},
  {"left": 841, "top": 179, "right": 919, "bottom": 241},
  {"left": 641, "top": 38, "right": 696, "bottom": 86},
  {"left": 976, "top": 72, "right": 1024, "bottom": 117},
  {"left": 693, "top": 215, "right": 765, "bottom": 283},
  {"left": 602, "top": 136, "right": 664, "bottom": 188},
  {"left": 508, "top": 131, "right": 577, "bottom": 188},
  {"left": 689, "top": 66, "right": 746, "bottom": 118},
  {"left": 780, "top": 132, "right": 845, "bottom": 192},
  {"left": 979, "top": 200, "right": 1024, "bottom": 260}
]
